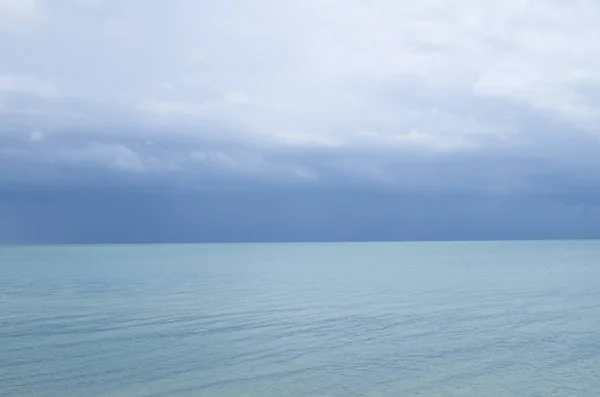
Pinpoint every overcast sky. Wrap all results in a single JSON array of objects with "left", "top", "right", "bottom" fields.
[{"left": 2, "top": 0, "right": 600, "bottom": 243}]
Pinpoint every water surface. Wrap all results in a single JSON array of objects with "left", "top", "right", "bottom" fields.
[{"left": 1, "top": 241, "right": 600, "bottom": 396}]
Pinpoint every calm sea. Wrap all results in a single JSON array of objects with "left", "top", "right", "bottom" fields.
[{"left": 1, "top": 241, "right": 600, "bottom": 396}]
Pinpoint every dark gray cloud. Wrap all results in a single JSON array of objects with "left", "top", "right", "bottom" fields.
[
  {"left": 3, "top": 119, "right": 600, "bottom": 244},
  {"left": 2, "top": 183, "right": 600, "bottom": 244}
]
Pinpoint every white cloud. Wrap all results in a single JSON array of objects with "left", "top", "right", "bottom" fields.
[
  {"left": 29, "top": 130, "right": 44, "bottom": 141},
  {"left": 65, "top": 143, "right": 145, "bottom": 171},
  {"left": 354, "top": 129, "right": 478, "bottom": 152},
  {"left": 0, "top": 75, "right": 59, "bottom": 97},
  {"left": 140, "top": 99, "right": 208, "bottom": 118},
  {"left": 223, "top": 91, "right": 251, "bottom": 105},
  {"left": 189, "top": 150, "right": 236, "bottom": 168},
  {"left": 4, "top": 0, "right": 600, "bottom": 173},
  {"left": 0, "top": 0, "right": 40, "bottom": 33}
]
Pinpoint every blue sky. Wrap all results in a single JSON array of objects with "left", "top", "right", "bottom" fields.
[{"left": 2, "top": 0, "right": 600, "bottom": 243}]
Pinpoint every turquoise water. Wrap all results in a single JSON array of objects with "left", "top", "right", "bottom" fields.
[{"left": 1, "top": 241, "right": 600, "bottom": 396}]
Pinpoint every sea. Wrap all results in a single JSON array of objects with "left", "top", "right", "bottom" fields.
[{"left": 1, "top": 240, "right": 600, "bottom": 396}]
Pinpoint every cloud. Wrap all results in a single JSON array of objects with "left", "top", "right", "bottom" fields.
[
  {"left": 3, "top": 1, "right": 600, "bottom": 149},
  {"left": 3, "top": 1, "right": 600, "bottom": 243},
  {"left": 0, "top": 75, "right": 59, "bottom": 97},
  {"left": 189, "top": 150, "right": 236, "bottom": 168},
  {"left": 3, "top": 182, "right": 600, "bottom": 244},
  {"left": 223, "top": 91, "right": 251, "bottom": 105},
  {"left": 65, "top": 142, "right": 145, "bottom": 171},
  {"left": 0, "top": 0, "right": 41, "bottom": 33},
  {"left": 29, "top": 130, "right": 44, "bottom": 141},
  {"left": 139, "top": 99, "right": 209, "bottom": 118}
]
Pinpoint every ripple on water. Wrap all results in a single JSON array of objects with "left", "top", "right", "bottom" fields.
[{"left": 1, "top": 241, "right": 600, "bottom": 396}]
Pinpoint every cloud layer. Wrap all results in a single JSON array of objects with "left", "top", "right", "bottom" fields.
[{"left": 2, "top": 0, "right": 600, "bottom": 242}]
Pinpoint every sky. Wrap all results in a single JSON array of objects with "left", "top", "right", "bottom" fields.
[{"left": 2, "top": 0, "right": 600, "bottom": 243}]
